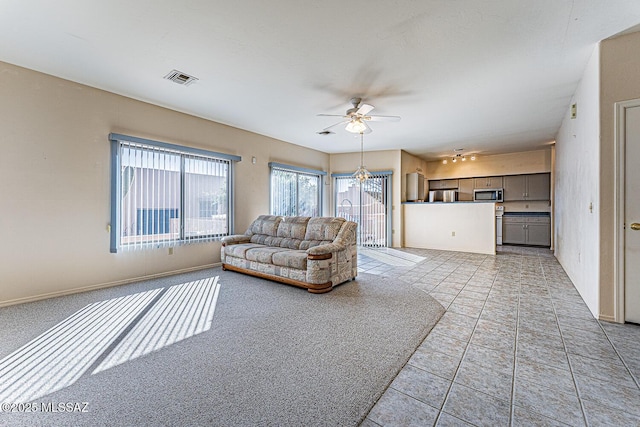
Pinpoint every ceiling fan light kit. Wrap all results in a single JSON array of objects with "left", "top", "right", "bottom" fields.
[
  {"left": 345, "top": 119, "right": 367, "bottom": 134},
  {"left": 317, "top": 97, "right": 400, "bottom": 135},
  {"left": 317, "top": 97, "right": 401, "bottom": 183}
]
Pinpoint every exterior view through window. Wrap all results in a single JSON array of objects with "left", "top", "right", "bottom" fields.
[
  {"left": 270, "top": 163, "right": 324, "bottom": 217},
  {"left": 110, "top": 134, "right": 239, "bottom": 252},
  {"left": 334, "top": 172, "right": 391, "bottom": 247}
]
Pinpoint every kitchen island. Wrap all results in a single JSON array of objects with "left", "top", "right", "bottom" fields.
[{"left": 403, "top": 202, "right": 496, "bottom": 255}]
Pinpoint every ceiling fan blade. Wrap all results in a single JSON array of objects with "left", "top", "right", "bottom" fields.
[
  {"left": 364, "top": 115, "right": 401, "bottom": 122},
  {"left": 317, "top": 113, "right": 348, "bottom": 118},
  {"left": 322, "top": 119, "right": 350, "bottom": 131},
  {"left": 362, "top": 121, "right": 372, "bottom": 134},
  {"left": 356, "top": 103, "right": 375, "bottom": 115}
]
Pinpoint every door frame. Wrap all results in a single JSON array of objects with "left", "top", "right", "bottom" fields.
[
  {"left": 614, "top": 98, "right": 640, "bottom": 323},
  {"left": 331, "top": 171, "right": 393, "bottom": 247}
]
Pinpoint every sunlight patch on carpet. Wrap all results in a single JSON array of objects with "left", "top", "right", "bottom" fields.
[
  {"left": 94, "top": 277, "right": 220, "bottom": 373},
  {"left": 0, "top": 277, "right": 219, "bottom": 405}
]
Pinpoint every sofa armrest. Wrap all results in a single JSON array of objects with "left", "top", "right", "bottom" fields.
[
  {"left": 306, "top": 243, "right": 344, "bottom": 257},
  {"left": 221, "top": 235, "right": 251, "bottom": 246}
]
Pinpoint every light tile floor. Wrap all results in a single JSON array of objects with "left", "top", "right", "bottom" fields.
[{"left": 357, "top": 246, "right": 640, "bottom": 427}]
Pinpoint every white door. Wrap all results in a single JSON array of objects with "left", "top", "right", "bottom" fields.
[{"left": 625, "top": 105, "right": 640, "bottom": 323}]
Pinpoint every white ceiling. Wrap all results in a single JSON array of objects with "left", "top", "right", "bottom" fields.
[{"left": 2, "top": 1, "right": 640, "bottom": 160}]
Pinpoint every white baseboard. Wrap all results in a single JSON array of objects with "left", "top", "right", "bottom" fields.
[{"left": 0, "top": 263, "right": 221, "bottom": 308}]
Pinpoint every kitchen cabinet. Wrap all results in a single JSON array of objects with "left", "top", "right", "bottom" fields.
[
  {"left": 429, "top": 179, "right": 459, "bottom": 190},
  {"left": 525, "top": 173, "right": 550, "bottom": 200},
  {"left": 458, "top": 178, "right": 474, "bottom": 201},
  {"left": 503, "top": 173, "right": 550, "bottom": 201},
  {"left": 502, "top": 215, "right": 550, "bottom": 246},
  {"left": 474, "top": 176, "right": 503, "bottom": 189}
]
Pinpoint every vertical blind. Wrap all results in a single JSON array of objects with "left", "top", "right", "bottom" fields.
[
  {"left": 111, "top": 134, "right": 238, "bottom": 252},
  {"left": 334, "top": 172, "right": 391, "bottom": 247},
  {"left": 269, "top": 163, "right": 324, "bottom": 217}
]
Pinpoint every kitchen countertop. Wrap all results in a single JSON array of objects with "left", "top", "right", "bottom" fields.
[
  {"left": 402, "top": 201, "right": 494, "bottom": 204},
  {"left": 503, "top": 212, "right": 550, "bottom": 216}
]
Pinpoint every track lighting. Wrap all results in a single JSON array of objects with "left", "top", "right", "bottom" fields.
[{"left": 443, "top": 151, "right": 476, "bottom": 165}]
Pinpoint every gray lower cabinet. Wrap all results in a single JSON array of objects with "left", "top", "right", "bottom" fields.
[
  {"left": 526, "top": 222, "right": 551, "bottom": 246},
  {"left": 503, "top": 222, "right": 527, "bottom": 244},
  {"left": 502, "top": 216, "right": 550, "bottom": 246}
]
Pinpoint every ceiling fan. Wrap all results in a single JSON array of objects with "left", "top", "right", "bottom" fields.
[{"left": 317, "top": 97, "right": 401, "bottom": 134}]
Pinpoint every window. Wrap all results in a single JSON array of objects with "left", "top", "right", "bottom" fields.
[
  {"left": 333, "top": 171, "right": 392, "bottom": 247},
  {"left": 109, "top": 133, "right": 240, "bottom": 252},
  {"left": 269, "top": 162, "right": 325, "bottom": 217}
]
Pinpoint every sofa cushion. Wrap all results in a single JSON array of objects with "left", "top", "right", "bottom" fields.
[
  {"left": 249, "top": 235, "right": 302, "bottom": 249},
  {"left": 245, "top": 246, "right": 289, "bottom": 264},
  {"left": 304, "top": 217, "right": 346, "bottom": 241},
  {"left": 277, "top": 216, "right": 310, "bottom": 240},
  {"left": 248, "top": 215, "right": 282, "bottom": 237},
  {"left": 272, "top": 250, "right": 308, "bottom": 270},
  {"left": 224, "top": 243, "right": 265, "bottom": 258}
]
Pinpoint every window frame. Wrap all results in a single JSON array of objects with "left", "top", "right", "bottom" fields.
[
  {"left": 268, "top": 162, "right": 326, "bottom": 217},
  {"left": 109, "top": 133, "right": 241, "bottom": 253}
]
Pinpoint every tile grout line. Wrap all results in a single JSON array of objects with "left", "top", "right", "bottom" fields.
[
  {"left": 540, "top": 256, "right": 590, "bottom": 427},
  {"left": 362, "top": 252, "right": 475, "bottom": 427},
  {"left": 432, "top": 255, "right": 498, "bottom": 427},
  {"left": 596, "top": 321, "right": 640, "bottom": 390},
  {"left": 508, "top": 250, "right": 523, "bottom": 427}
]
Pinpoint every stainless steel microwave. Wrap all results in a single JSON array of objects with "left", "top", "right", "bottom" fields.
[{"left": 474, "top": 188, "right": 503, "bottom": 202}]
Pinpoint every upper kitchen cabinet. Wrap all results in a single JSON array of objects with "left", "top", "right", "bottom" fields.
[
  {"left": 429, "top": 179, "right": 459, "bottom": 190},
  {"left": 503, "top": 173, "right": 550, "bottom": 201},
  {"left": 458, "top": 178, "right": 474, "bottom": 201},
  {"left": 474, "top": 176, "right": 503, "bottom": 189}
]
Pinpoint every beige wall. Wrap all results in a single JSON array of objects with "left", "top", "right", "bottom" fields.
[
  {"left": 600, "top": 31, "right": 640, "bottom": 321},
  {"left": 425, "top": 149, "right": 552, "bottom": 180},
  {"left": 554, "top": 44, "right": 601, "bottom": 317},
  {"left": 0, "top": 61, "right": 329, "bottom": 306},
  {"left": 329, "top": 150, "right": 402, "bottom": 247}
]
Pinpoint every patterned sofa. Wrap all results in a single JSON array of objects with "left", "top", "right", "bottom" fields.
[{"left": 221, "top": 215, "right": 358, "bottom": 293}]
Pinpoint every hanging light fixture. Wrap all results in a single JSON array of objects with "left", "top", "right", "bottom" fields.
[
  {"left": 353, "top": 132, "right": 371, "bottom": 183},
  {"left": 345, "top": 118, "right": 367, "bottom": 134}
]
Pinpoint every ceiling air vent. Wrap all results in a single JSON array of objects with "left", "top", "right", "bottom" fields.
[{"left": 163, "top": 70, "right": 198, "bottom": 86}]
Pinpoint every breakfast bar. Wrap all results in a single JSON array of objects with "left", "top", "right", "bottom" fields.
[{"left": 403, "top": 202, "right": 496, "bottom": 255}]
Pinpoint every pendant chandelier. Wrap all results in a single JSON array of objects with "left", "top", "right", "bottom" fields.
[{"left": 352, "top": 132, "right": 371, "bottom": 183}]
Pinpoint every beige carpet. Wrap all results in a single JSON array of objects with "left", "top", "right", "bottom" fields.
[{"left": 0, "top": 268, "right": 444, "bottom": 426}]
